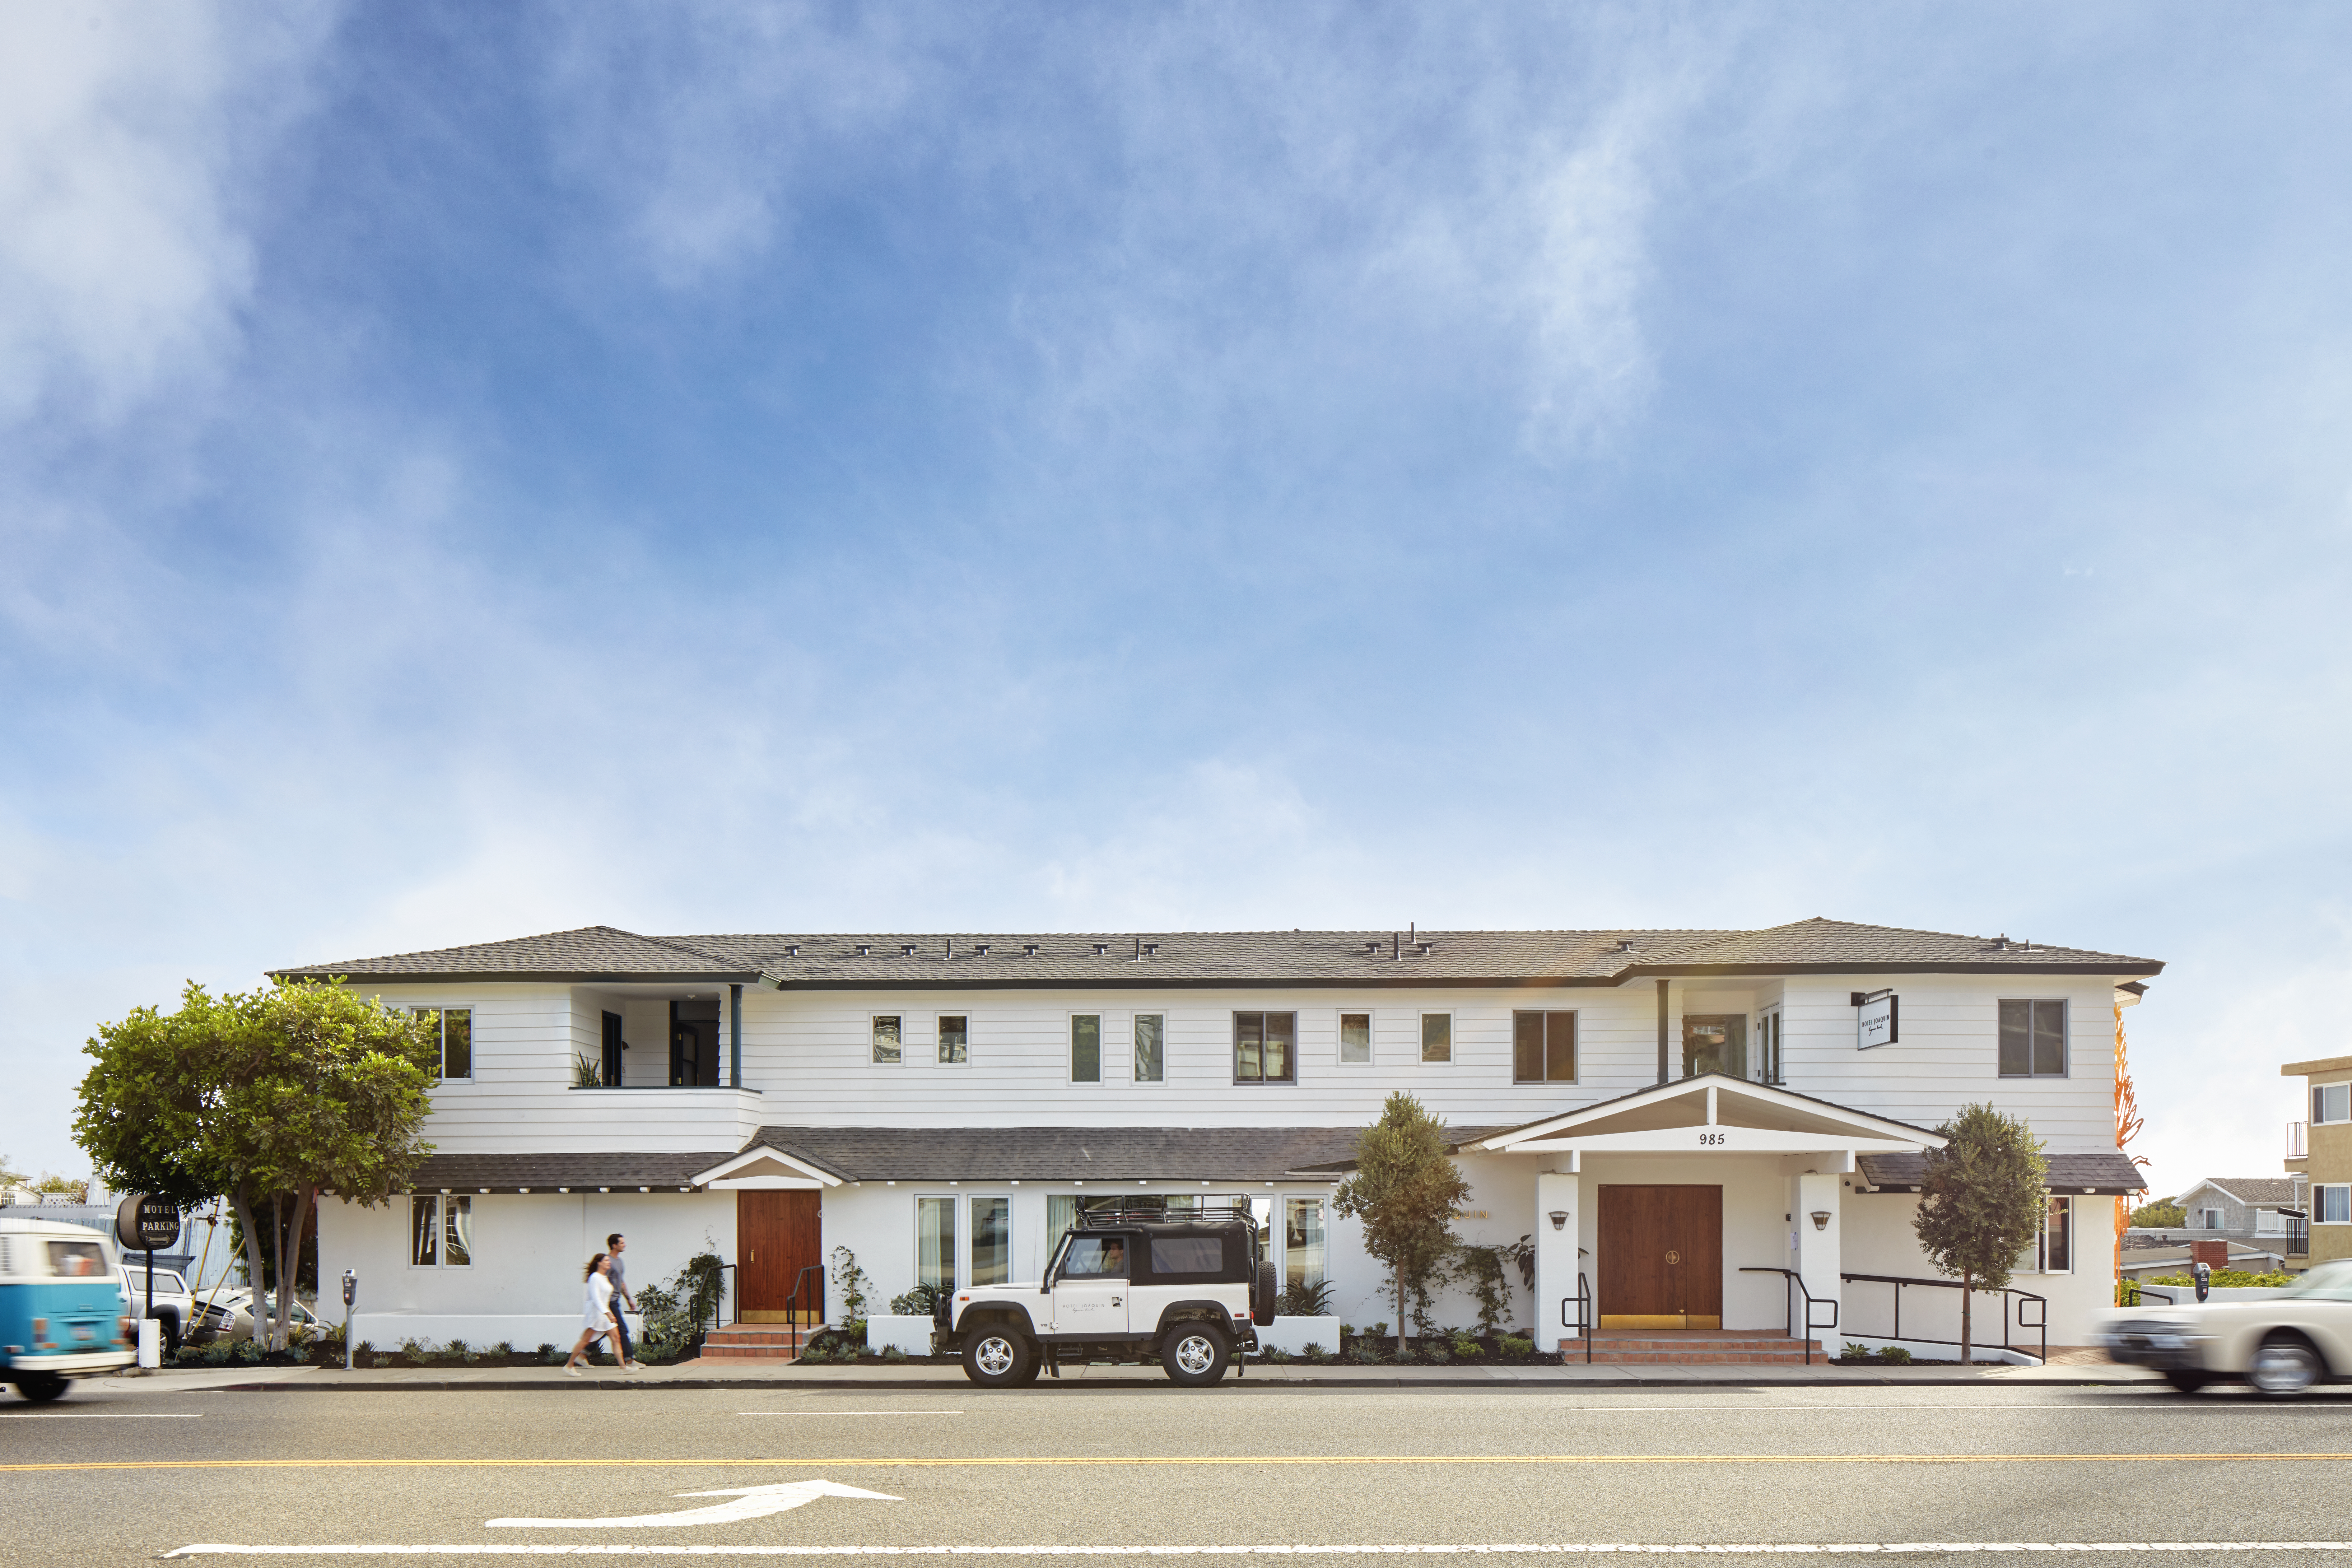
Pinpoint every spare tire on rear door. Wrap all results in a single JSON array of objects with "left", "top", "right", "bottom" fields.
[{"left": 1251, "top": 1260, "right": 1278, "bottom": 1325}]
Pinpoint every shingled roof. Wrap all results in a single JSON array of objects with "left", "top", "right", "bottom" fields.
[
  {"left": 729, "top": 1125, "right": 1509, "bottom": 1182},
  {"left": 274, "top": 917, "right": 2160, "bottom": 987},
  {"left": 1856, "top": 1150, "right": 2149, "bottom": 1195}
]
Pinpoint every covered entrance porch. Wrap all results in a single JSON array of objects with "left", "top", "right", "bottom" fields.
[{"left": 1474, "top": 1074, "right": 1944, "bottom": 1356}]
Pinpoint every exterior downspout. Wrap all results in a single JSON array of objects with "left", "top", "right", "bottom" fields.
[
  {"left": 729, "top": 984, "right": 743, "bottom": 1089},
  {"left": 1656, "top": 977, "right": 1670, "bottom": 1085}
]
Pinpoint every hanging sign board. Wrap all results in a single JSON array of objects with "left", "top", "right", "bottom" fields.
[
  {"left": 1854, "top": 990, "right": 1898, "bottom": 1050},
  {"left": 114, "top": 1193, "right": 182, "bottom": 1253}
]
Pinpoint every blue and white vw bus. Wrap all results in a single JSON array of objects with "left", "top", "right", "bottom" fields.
[{"left": 2, "top": 1216, "right": 134, "bottom": 1402}]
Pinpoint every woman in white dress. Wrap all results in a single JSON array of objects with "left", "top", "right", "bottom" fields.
[{"left": 563, "top": 1253, "right": 636, "bottom": 1375}]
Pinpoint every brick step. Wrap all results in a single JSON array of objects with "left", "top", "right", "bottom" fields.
[
  {"left": 1584, "top": 1350, "right": 1823, "bottom": 1364},
  {"left": 1586, "top": 1338, "right": 1822, "bottom": 1353},
  {"left": 697, "top": 1322, "right": 823, "bottom": 1363}
]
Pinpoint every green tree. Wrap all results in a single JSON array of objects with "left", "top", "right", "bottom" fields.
[
  {"left": 2129, "top": 1198, "right": 2186, "bottom": 1229},
  {"left": 33, "top": 1174, "right": 90, "bottom": 1201},
  {"left": 75, "top": 979, "right": 439, "bottom": 1349},
  {"left": 1334, "top": 1092, "right": 1471, "bottom": 1357},
  {"left": 1912, "top": 1103, "right": 2049, "bottom": 1365}
]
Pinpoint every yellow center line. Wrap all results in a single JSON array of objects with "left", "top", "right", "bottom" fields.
[{"left": 1, "top": 1453, "right": 2346, "bottom": 1473}]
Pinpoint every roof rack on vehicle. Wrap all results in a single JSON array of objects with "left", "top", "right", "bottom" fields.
[{"left": 1074, "top": 1205, "right": 1256, "bottom": 1228}]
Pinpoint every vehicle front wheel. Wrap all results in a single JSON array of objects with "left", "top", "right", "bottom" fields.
[
  {"left": 2249, "top": 1335, "right": 2323, "bottom": 1397},
  {"left": 2162, "top": 1370, "right": 2211, "bottom": 1394},
  {"left": 962, "top": 1328, "right": 1033, "bottom": 1387},
  {"left": 1162, "top": 1324, "right": 1230, "bottom": 1386},
  {"left": 9, "top": 1374, "right": 69, "bottom": 1403}
]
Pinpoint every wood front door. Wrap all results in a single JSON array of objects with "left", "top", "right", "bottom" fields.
[
  {"left": 739, "top": 1190, "right": 822, "bottom": 1323},
  {"left": 1597, "top": 1184, "right": 1723, "bottom": 1329}
]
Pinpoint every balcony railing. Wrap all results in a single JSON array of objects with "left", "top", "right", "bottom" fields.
[{"left": 2287, "top": 1120, "right": 2308, "bottom": 1159}]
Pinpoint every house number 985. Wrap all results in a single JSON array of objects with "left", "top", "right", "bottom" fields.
[{"left": 1698, "top": 1132, "right": 1726, "bottom": 1146}]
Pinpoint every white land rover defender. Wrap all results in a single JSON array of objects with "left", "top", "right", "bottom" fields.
[{"left": 934, "top": 1207, "right": 1276, "bottom": 1385}]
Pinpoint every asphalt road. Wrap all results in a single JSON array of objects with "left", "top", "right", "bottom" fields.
[{"left": 1, "top": 1376, "right": 2346, "bottom": 1565}]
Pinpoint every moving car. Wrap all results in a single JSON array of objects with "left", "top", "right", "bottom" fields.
[
  {"left": 934, "top": 1206, "right": 1274, "bottom": 1386},
  {"left": 2, "top": 1217, "right": 135, "bottom": 1402},
  {"left": 2099, "top": 1258, "right": 2352, "bottom": 1395}
]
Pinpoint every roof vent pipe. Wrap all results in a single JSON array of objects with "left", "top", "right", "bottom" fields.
[
  {"left": 901, "top": 943, "right": 917, "bottom": 957},
  {"left": 1023, "top": 943, "right": 1038, "bottom": 957},
  {"left": 1992, "top": 934, "right": 2007, "bottom": 950},
  {"left": 1617, "top": 938, "right": 1636, "bottom": 952},
  {"left": 856, "top": 944, "right": 871, "bottom": 957}
]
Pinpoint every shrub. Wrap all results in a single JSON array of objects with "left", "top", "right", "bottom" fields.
[
  {"left": 882, "top": 1346, "right": 907, "bottom": 1363},
  {"left": 398, "top": 1337, "right": 432, "bottom": 1366},
  {"left": 536, "top": 1343, "right": 558, "bottom": 1361},
  {"left": 1302, "top": 1343, "right": 1330, "bottom": 1363},
  {"left": 234, "top": 1338, "right": 265, "bottom": 1363},
  {"left": 830, "top": 1245, "right": 875, "bottom": 1325},
  {"left": 1347, "top": 1343, "right": 1386, "bottom": 1365},
  {"left": 354, "top": 1340, "right": 375, "bottom": 1360},
  {"left": 1877, "top": 1346, "right": 1913, "bottom": 1365},
  {"left": 1278, "top": 1278, "right": 1336, "bottom": 1318},
  {"left": 373, "top": 1354, "right": 392, "bottom": 1368},
  {"left": 1450, "top": 1334, "right": 1482, "bottom": 1358},
  {"left": 890, "top": 1283, "right": 941, "bottom": 1317},
  {"left": 445, "top": 1338, "right": 469, "bottom": 1359},
  {"left": 1499, "top": 1336, "right": 1535, "bottom": 1358},
  {"left": 1837, "top": 1342, "right": 1875, "bottom": 1363},
  {"left": 1261, "top": 1347, "right": 1292, "bottom": 1364},
  {"left": 2142, "top": 1270, "right": 2291, "bottom": 1289},
  {"left": 492, "top": 1341, "right": 515, "bottom": 1359}
]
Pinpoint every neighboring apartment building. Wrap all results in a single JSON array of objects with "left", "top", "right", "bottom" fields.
[
  {"left": 276, "top": 918, "right": 2157, "bottom": 1357},
  {"left": 2284, "top": 1053, "right": 2352, "bottom": 1269},
  {"left": 2168, "top": 1177, "right": 2309, "bottom": 1243}
]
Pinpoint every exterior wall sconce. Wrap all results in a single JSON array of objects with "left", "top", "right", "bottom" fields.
[
  {"left": 1810, "top": 1211, "right": 1832, "bottom": 1231},
  {"left": 1549, "top": 1210, "right": 1569, "bottom": 1230}
]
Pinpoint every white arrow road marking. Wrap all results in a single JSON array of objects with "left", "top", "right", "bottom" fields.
[{"left": 487, "top": 1479, "right": 901, "bottom": 1529}]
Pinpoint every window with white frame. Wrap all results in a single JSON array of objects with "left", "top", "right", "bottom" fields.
[
  {"left": 871, "top": 1015, "right": 901, "bottom": 1064},
  {"left": 2319, "top": 1185, "right": 2351, "bottom": 1225},
  {"left": 969, "top": 1194, "right": 1010, "bottom": 1286},
  {"left": 1338, "top": 1012, "right": 1372, "bottom": 1065},
  {"left": 1233, "top": 1012, "right": 1295, "bottom": 1083},
  {"left": 916, "top": 1196, "right": 956, "bottom": 1289},
  {"left": 1132, "top": 1014, "right": 1164, "bottom": 1082},
  {"left": 2016, "top": 1196, "right": 2071, "bottom": 1273},
  {"left": 2314, "top": 1082, "right": 2351, "bottom": 1125},
  {"left": 410, "top": 1195, "right": 473, "bottom": 1267},
  {"left": 413, "top": 1008, "right": 472, "bottom": 1080},
  {"left": 2199, "top": 1208, "right": 2224, "bottom": 1230},
  {"left": 1283, "top": 1197, "right": 1326, "bottom": 1303},
  {"left": 1512, "top": 1011, "right": 1576, "bottom": 1084},
  {"left": 1753, "top": 1007, "right": 1783, "bottom": 1085},
  {"left": 1420, "top": 1012, "right": 1452, "bottom": 1064},
  {"left": 937, "top": 1015, "right": 967, "bottom": 1065},
  {"left": 1997, "top": 999, "right": 2067, "bottom": 1077},
  {"left": 1070, "top": 1015, "right": 1101, "bottom": 1082}
]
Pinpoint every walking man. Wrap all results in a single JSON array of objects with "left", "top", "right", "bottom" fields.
[{"left": 608, "top": 1233, "right": 646, "bottom": 1371}]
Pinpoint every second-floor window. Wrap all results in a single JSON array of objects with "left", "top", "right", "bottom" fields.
[
  {"left": 1997, "top": 999, "right": 2067, "bottom": 1077},
  {"left": 2314, "top": 1083, "right": 2350, "bottom": 1125},
  {"left": 1133, "top": 1014, "right": 1164, "bottom": 1082},
  {"left": 2319, "top": 1185, "right": 2351, "bottom": 1225},
  {"left": 1071, "top": 1015, "right": 1101, "bottom": 1082},
  {"left": 1513, "top": 1011, "right": 1577, "bottom": 1084},
  {"left": 1235, "top": 1012, "right": 1296, "bottom": 1083},
  {"left": 415, "top": 1008, "right": 471, "bottom": 1080},
  {"left": 938, "top": 1015, "right": 967, "bottom": 1065},
  {"left": 1420, "top": 1013, "right": 1452, "bottom": 1063},
  {"left": 872, "top": 1016, "right": 901, "bottom": 1064},
  {"left": 1339, "top": 1012, "right": 1372, "bottom": 1064}
]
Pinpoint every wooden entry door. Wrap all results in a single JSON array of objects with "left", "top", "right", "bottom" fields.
[
  {"left": 739, "top": 1190, "right": 822, "bottom": 1323},
  {"left": 1597, "top": 1184, "right": 1723, "bottom": 1329}
]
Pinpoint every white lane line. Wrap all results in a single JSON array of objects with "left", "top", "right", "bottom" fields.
[
  {"left": 2, "top": 1412, "right": 203, "bottom": 1418},
  {"left": 161, "top": 1542, "right": 2352, "bottom": 1556},
  {"left": 738, "top": 1411, "right": 963, "bottom": 1417}
]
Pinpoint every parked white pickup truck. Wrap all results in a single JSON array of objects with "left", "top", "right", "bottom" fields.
[
  {"left": 117, "top": 1264, "right": 193, "bottom": 1355},
  {"left": 934, "top": 1207, "right": 1274, "bottom": 1386}
]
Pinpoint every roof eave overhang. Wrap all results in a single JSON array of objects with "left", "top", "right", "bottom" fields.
[
  {"left": 1478, "top": 1075, "right": 1945, "bottom": 1152},
  {"left": 690, "top": 1147, "right": 843, "bottom": 1188},
  {"left": 271, "top": 970, "right": 764, "bottom": 986},
  {"left": 1620, "top": 961, "right": 2165, "bottom": 979}
]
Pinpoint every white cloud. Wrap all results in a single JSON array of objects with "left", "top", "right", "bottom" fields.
[{"left": 0, "top": 0, "right": 333, "bottom": 427}]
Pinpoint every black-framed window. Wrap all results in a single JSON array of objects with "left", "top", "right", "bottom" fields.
[
  {"left": 1512, "top": 1011, "right": 1577, "bottom": 1084},
  {"left": 1234, "top": 1012, "right": 1296, "bottom": 1083},
  {"left": 1071, "top": 1014, "right": 1101, "bottom": 1082},
  {"left": 599, "top": 1010, "right": 623, "bottom": 1086},
  {"left": 1997, "top": 1000, "right": 2067, "bottom": 1077},
  {"left": 410, "top": 1195, "right": 472, "bottom": 1267}
]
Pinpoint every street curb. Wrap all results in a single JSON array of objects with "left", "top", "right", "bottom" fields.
[{"left": 214, "top": 1373, "right": 2135, "bottom": 1393}]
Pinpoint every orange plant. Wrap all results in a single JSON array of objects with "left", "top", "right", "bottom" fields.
[{"left": 2112, "top": 1002, "right": 2150, "bottom": 1273}]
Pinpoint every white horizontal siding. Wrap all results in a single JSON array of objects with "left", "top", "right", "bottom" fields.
[{"left": 340, "top": 974, "right": 2131, "bottom": 1158}]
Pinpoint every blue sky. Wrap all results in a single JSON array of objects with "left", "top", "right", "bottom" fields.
[{"left": 3, "top": 2, "right": 2347, "bottom": 1198}]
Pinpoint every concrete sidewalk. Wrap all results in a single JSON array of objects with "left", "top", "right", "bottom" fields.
[{"left": 87, "top": 1355, "right": 2162, "bottom": 1394}]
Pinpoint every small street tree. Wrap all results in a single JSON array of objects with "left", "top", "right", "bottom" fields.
[
  {"left": 75, "top": 979, "right": 439, "bottom": 1350},
  {"left": 1912, "top": 1102, "right": 2048, "bottom": 1365},
  {"left": 1334, "top": 1092, "right": 1471, "bottom": 1357}
]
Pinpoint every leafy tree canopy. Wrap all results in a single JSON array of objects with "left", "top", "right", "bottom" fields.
[
  {"left": 1335, "top": 1092, "right": 1471, "bottom": 1353},
  {"left": 75, "top": 978, "right": 439, "bottom": 1347},
  {"left": 1913, "top": 1102, "right": 2048, "bottom": 1363},
  {"left": 2129, "top": 1198, "right": 2186, "bottom": 1229}
]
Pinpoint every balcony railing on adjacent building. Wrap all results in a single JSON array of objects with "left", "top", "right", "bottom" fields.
[{"left": 2287, "top": 1119, "right": 2309, "bottom": 1159}]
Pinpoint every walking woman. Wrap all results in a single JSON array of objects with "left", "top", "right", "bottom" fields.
[{"left": 563, "top": 1253, "right": 637, "bottom": 1376}]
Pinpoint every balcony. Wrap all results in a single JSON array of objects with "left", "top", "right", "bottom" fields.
[{"left": 2287, "top": 1120, "right": 2309, "bottom": 1160}]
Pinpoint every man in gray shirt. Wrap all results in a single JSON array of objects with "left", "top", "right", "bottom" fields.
[{"left": 606, "top": 1233, "right": 644, "bottom": 1370}]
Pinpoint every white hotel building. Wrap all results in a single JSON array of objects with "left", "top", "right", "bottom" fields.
[{"left": 281, "top": 919, "right": 2157, "bottom": 1359}]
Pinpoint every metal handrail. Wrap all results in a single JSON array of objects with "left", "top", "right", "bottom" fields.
[
  {"left": 783, "top": 1263, "right": 826, "bottom": 1351},
  {"left": 708, "top": 1263, "right": 737, "bottom": 1331},
  {"left": 1738, "top": 1267, "right": 1838, "bottom": 1363},
  {"left": 1558, "top": 1272, "right": 1594, "bottom": 1364},
  {"left": 1838, "top": 1270, "right": 2047, "bottom": 1365}
]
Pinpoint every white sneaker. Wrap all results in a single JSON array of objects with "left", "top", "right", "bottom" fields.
[
  {"left": 562, "top": 1364, "right": 584, "bottom": 1377},
  {"left": 623, "top": 1361, "right": 644, "bottom": 1373}
]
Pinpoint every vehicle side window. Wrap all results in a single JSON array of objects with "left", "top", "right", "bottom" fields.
[
  {"left": 1149, "top": 1236, "right": 1223, "bottom": 1276},
  {"left": 46, "top": 1240, "right": 106, "bottom": 1277},
  {"left": 1061, "top": 1236, "right": 1129, "bottom": 1277}
]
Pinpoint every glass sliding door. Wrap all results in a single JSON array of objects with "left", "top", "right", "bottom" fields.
[
  {"left": 1283, "top": 1198, "right": 1326, "bottom": 1307},
  {"left": 970, "top": 1195, "right": 1011, "bottom": 1287},
  {"left": 916, "top": 1197, "right": 956, "bottom": 1292}
]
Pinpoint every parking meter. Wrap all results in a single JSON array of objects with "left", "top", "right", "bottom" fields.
[
  {"left": 2193, "top": 1259, "right": 2211, "bottom": 1303},
  {"left": 342, "top": 1269, "right": 357, "bottom": 1369}
]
